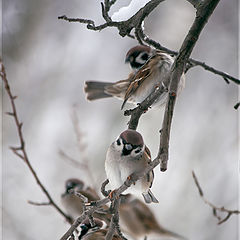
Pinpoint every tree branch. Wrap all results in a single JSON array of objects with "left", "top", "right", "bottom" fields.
[
  {"left": 28, "top": 201, "right": 51, "bottom": 206},
  {"left": 1, "top": 59, "right": 72, "bottom": 224},
  {"left": 185, "top": 0, "right": 201, "bottom": 8},
  {"left": 158, "top": 0, "right": 221, "bottom": 171},
  {"left": 137, "top": 28, "right": 240, "bottom": 86},
  {"left": 58, "top": 0, "right": 165, "bottom": 37},
  {"left": 60, "top": 157, "right": 160, "bottom": 240},
  {"left": 59, "top": 0, "right": 239, "bottom": 87},
  {"left": 192, "top": 171, "right": 240, "bottom": 224},
  {"left": 106, "top": 198, "right": 127, "bottom": 240},
  {"left": 3, "top": 0, "right": 237, "bottom": 239},
  {"left": 126, "top": 0, "right": 221, "bottom": 171},
  {"left": 234, "top": 101, "right": 240, "bottom": 110}
]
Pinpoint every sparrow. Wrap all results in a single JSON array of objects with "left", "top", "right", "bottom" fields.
[
  {"left": 105, "top": 129, "right": 158, "bottom": 204},
  {"left": 84, "top": 45, "right": 185, "bottom": 109},
  {"left": 61, "top": 178, "right": 111, "bottom": 224},
  {"left": 119, "top": 194, "right": 187, "bottom": 240},
  {"left": 78, "top": 218, "right": 121, "bottom": 240}
]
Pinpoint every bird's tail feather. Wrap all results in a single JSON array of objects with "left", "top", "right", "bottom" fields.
[
  {"left": 142, "top": 190, "right": 159, "bottom": 204},
  {"left": 156, "top": 228, "right": 188, "bottom": 240},
  {"left": 84, "top": 81, "right": 113, "bottom": 101}
]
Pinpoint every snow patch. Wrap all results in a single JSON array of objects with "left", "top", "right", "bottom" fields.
[{"left": 111, "top": 0, "right": 151, "bottom": 21}]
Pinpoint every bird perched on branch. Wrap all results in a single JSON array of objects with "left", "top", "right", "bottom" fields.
[
  {"left": 119, "top": 194, "right": 187, "bottom": 240},
  {"left": 61, "top": 179, "right": 111, "bottom": 224},
  {"left": 78, "top": 218, "right": 121, "bottom": 240},
  {"left": 84, "top": 45, "right": 185, "bottom": 109},
  {"left": 105, "top": 129, "right": 158, "bottom": 204}
]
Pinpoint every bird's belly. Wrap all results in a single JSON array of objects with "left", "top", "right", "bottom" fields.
[
  {"left": 129, "top": 76, "right": 168, "bottom": 107},
  {"left": 119, "top": 162, "right": 145, "bottom": 195}
]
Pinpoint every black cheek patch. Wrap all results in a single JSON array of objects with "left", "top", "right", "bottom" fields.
[
  {"left": 122, "top": 147, "right": 131, "bottom": 156},
  {"left": 79, "top": 224, "right": 89, "bottom": 238},
  {"left": 135, "top": 149, "right": 141, "bottom": 154},
  {"left": 130, "top": 61, "right": 143, "bottom": 70}
]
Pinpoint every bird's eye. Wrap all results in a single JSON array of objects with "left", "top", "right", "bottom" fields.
[
  {"left": 125, "top": 144, "right": 133, "bottom": 150},
  {"left": 135, "top": 148, "right": 141, "bottom": 154},
  {"left": 67, "top": 183, "right": 73, "bottom": 189},
  {"left": 141, "top": 53, "right": 149, "bottom": 61},
  {"left": 117, "top": 139, "right": 121, "bottom": 146}
]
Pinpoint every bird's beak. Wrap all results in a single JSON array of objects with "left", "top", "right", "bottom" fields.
[
  {"left": 125, "top": 54, "right": 134, "bottom": 63},
  {"left": 61, "top": 192, "right": 67, "bottom": 198},
  {"left": 61, "top": 188, "right": 70, "bottom": 197}
]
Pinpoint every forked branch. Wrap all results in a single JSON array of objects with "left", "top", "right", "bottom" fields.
[
  {"left": 192, "top": 171, "right": 240, "bottom": 224},
  {"left": 1, "top": 59, "right": 72, "bottom": 224}
]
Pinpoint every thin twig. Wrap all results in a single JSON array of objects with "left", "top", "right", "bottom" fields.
[
  {"left": 71, "top": 107, "right": 96, "bottom": 187},
  {"left": 234, "top": 101, "right": 240, "bottom": 110},
  {"left": 28, "top": 201, "right": 51, "bottom": 206},
  {"left": 101, "top": 179, "right": 111, "bottom": 197},
  {"left": 69, "top": 189, "right": 89, "bottom": 204},
  {"left": 185, "top": 0, "right": 201, "bottom": 8},
  {"left": 59, "top": 149, "right": 87, "bottom": 169},
  {"left": 1, "top": 59, "right": 72, "bottom": 224},
  {"left": 192, "top": 171, "right": 240, "bottom": 224},
  {"left": 106, "top": 198, "right": 127, "bottom": 240}
]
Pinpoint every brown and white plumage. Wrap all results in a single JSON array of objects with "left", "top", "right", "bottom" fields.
[
  {"left": 119, "top": 195, "right": 187, "bottom": 240},
  {"left": 105, "top": 129, "right": 158, "bottom": 204},
  {"left": 84, "top": 45, "right": 185, "bottom": 109},
  {"left": 61, "top": 179, "right": 111, "bottom": 224}
]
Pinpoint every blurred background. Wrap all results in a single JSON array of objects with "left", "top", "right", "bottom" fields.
[{"left": 2, "top": 0, "right": 239, "bottom": 239}]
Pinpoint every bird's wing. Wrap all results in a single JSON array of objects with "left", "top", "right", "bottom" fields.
[
  {"left": 143, "top": 145, "right": 154, "bottom": 188},
  {"left": 121, "top": 57, "right": 155, "bottom": 109},
  {"left": 105, "top": 79, "right": 131, "bottom": 99}
]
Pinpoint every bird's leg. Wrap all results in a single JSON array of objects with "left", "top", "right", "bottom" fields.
[
  {"left": 108, "top": 189, "right": 118, "bottom": 200},
  {"left": 127, "top": 173, "right": 136, "bottom": 185}
]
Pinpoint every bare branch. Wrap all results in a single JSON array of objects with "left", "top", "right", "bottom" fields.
[
  {"left": 71, "top": 107, "right": 97, "bottom": 188},
  {"left": 58, "top": 0, "right": 165, "bottom": 37},
  {"left": 106, "top": 198, "right": 127, "bottom": 240},
  {"left": 1, "top": 59, "right": 72, "bottom": 224},
  {"left": 189, "top": 58, "right": 240, "bottom": 85},
  {"left": 28, "top": 201, "right": 51, "bottom": 206},
  {"left": 59, "top": 0, "right": 240, "bottom": 89},
  {"left": 59, "top": 149, "right": 87, "bottom": 169},
  {"left": 138, "top": 28, "right": 240, "bottom": 85},
  {"left": 192, "top": 171, "right": 204, "bottom": 197},
  {"left": 185, "top": 0, "right": 201, "bottom": 8},
  {"left": 234, "top": 101, "right": 240, "bottom": 110},
  {"left": 69, "top": 189, "right": 89, "bottom": 204},
  {"left": 159, "top": 0, "right": 222, "bottom": 171},
  {"left": 59, "top": 0, "right": 239, "bottom": 91},
  {"left": 60, "top": 156, "right": 160, "bottom": 239},
  {"left": 101, "top": 179, "right": 111, "bottom": 197},
  {"left": 58, "top": 15, "right": 117, "bottom": 31},
  {"left": 125, "top": 0, "right": 221, "bottom": 171},
  {"left": 192, "top": 171, "right": 240, "bottom": 224}
]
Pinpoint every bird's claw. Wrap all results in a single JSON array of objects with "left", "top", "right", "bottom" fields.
[
  {"left": 127, "top": 174, "right": 136, "bottom": 185},
  {"left": 108, "top": 190, "right": 118, "bottom": 200}
]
